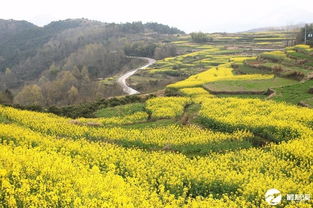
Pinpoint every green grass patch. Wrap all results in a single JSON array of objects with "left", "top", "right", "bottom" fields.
[
  {"left": 204, "top": 77, "right": 298, "bottom": 92},
  {"left": 185, "top": 103, "right": 201, "bottom": 114},
  {"left": 286, "top": 50, "right": 313, "bottom": 60},
  {"left": 272, "top": 80, "right": 313, "bottom": 104},
  {"left": 95, "top": 103, "right": 145, "bottom": 118},
  {"left": 233, "top": 64, "right": 272, "bottom": 75},
  {"left": 302, "top": 97, "right": 313, "bottom": 106},
  {"left": 0, "top": 116, "right": 11, "bottom": 124},
  {"left": 216, "top": 94, "right": 267, "bottom": 99},
  {"left": 121, "top": 119, "right": 177, "bottom": 129},
  {"left": 260, "top": 51, "right": 287, "bottom": 62}
]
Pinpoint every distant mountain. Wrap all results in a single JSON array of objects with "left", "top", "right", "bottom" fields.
[
  {"left": 0, "top": 19, "right": 38, "bottom": 36},
  {"left": 0, "top": 19, "right": 91, "bottom": 75},
  {"left": 241, "top": 23, "right": 304, "bottom": 33}
]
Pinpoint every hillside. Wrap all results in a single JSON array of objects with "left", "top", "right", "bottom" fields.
[{"left": 0, "top": 19, "right": 183, "bottom": 105}]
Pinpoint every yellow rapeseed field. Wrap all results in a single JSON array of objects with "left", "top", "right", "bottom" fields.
[
  {"left": 167, "top": 63, "right": 274, "bottom": 89},
  {"left": 1, "top": 45, "right": 313, "bottom": 207},
  {"left": 0, "top": 95, "right": 312, "bottom": 207},
  {"left": 146, "top": 97, "right": 191, "bottom": 119}
]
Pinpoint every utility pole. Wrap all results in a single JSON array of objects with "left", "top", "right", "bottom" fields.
[{"left": 304, "top": 24, "right": 307, "bottom": 44}]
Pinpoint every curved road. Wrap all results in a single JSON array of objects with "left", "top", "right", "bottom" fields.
[{"left": 117, "top": 57, "right": 156, "bottom": 95}]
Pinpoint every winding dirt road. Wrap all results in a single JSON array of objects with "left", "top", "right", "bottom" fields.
[{"left": 117, "top": 57, "right": 156, "bottom": 95}]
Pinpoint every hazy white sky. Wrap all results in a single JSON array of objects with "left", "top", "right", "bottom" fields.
[{"left": 1, "top": 0, "right": 313, "bottom": 32}]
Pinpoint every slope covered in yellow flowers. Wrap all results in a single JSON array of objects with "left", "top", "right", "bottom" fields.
[
  {"left": 0, "top": 94, "right": 313, "bottom": 207},
  {"left": 1, "top": 43, "right": 313, "bottom": 207}
]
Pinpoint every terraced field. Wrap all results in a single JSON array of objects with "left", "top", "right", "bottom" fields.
[
  {"left": 128, "top": 31, "right": 298, "bottom": 94},
  {"left": 156, "top": 43, "right": 313, "bottom": 107},
  {"left": 1, "top": 31, "right": 313, "bottom": 207}
]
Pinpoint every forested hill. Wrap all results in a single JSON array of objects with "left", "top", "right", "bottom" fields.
[
  {"left": 0, "top": 19, "right": 184, "bottom": 106},
  {"left": 0, "top": 19, "right": 92, "bottom": 75}
]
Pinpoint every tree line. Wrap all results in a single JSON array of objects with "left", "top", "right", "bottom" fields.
[{"left": 296, "top": 24, "right": 313, "bottom": 46}]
